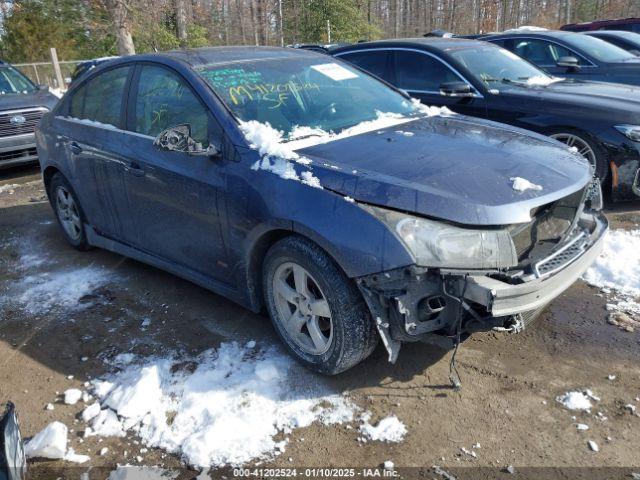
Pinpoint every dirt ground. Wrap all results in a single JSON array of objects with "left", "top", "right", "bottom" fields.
[{"left": 1, "top": 167, "right": 639, "bottom": 480}]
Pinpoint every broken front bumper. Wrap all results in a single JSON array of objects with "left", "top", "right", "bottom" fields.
[
  {"left": 462, "top": 211, "right": 607, "bottom": 318},
  {"left": 357, "top": 210, "right": 608, "bottom": 362}
]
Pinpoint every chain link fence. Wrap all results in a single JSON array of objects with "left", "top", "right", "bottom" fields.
[{"left": 12, "top": 59, "right": 86, "bottom": 91}]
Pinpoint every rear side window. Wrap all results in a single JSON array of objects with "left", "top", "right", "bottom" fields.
[
  {"left": 393, "top": 50, "right": 461, "bottom": 91},
  {"left": 68, "top": 66, "right": 130, "bottom": 128},
  {"left": 338, "top": 51, "right": 391, "bottom": 81},
  {"left": 133, "top": 65, "right": 209, "bottom": 145}
]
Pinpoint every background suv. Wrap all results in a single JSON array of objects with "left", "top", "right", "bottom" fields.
[{"left": 0, "top": 61, "right": 59, "bottom": 169}]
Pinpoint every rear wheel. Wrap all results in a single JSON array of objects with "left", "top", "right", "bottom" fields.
[
  {"left": 49, "top": 173, "right": 90, "bottom": 250},
  {"left": 263, "top": 236, "right": 378, "bottom": 375},
  {"left": 549, "top": 131, "right": 608, "bottom": 181}
]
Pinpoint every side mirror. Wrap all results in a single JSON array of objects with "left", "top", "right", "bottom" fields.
[
  {"left": 0, "top": 403, "right": 26, "bottom": 480},
  {"left": 556, "top": 56, "right": 580, "bottom": 70},
  {"left": 439, "top": 81, "right": 474, "bottom": 97},
  {"left": 154, "top": 124, "right": 220, "bottom": 157}
]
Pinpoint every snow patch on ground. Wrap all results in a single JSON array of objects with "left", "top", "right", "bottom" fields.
[
  {"left": 510, "top": 176, "right": 543, "bottom": 192},
  {"left": 556, "top": 390, "right": 599, "bottom": 411},
  {"left": 82, "top": 342, "right": 356, "bottom": 468},
  {"left": 17, "top": 265, "right": 113, "bottom": 314},
  {"left": 25, "top": 421, "right": 68, "bottom": 459},
  {"left": 0, "top": 183, "right": 21, "bottom": 194},
  {"left": 583, "top": 229, "right": 640, "bottom": 323},
  {"left": 359, "top": 414, "right": 407, "bottom": 443}
]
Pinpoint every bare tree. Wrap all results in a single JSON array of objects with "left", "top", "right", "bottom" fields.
[
  {"left": 176, "top": 0, "right": 188, "bottom": 44},
  {"left": 106, "top": 0, "right": 135, "bottom": 55}
]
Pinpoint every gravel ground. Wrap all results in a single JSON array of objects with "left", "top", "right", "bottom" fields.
[{"left": 1, "top": 167, "right": 639, "bottom": 479}]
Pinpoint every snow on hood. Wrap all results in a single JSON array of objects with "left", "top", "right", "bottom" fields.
[
  {"left": 240, "top": 102, "right": 454, "bottom": 188},
  {"left": 510, "top": 176, "right": 543, "bottom": 192},
  {"left": 526, "top": 75, "right": 565, "bottom": 87}
]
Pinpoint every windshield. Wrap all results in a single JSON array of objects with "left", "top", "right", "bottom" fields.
[
  {"left": 196, "top": 57, "right": 415, "bottom": 136},
  {"left": 562, "top": 33, "right": 637, "bottom": 62},
  {"left": 450, "top": 46, "right": 551, "bottom": 86},
  {"left": 0, "top": 66, "right": 37, "bottom": 95}
]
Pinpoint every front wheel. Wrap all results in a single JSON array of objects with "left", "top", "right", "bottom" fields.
[
  {"left": 549, "top": 131, "right": 608, "bottom": 181},
  {"left": 263, "top": 236, "right": 378, "bottom": 375}
]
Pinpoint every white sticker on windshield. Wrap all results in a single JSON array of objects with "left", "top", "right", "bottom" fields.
[{"left": 311, "top": 63, "right": 359, "bottom": 81}]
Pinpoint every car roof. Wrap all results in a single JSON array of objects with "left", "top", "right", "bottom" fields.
[
  {"left": 584, "top": 30, "right": 640, "bottom": 38},
  {"left": 483, "top": 30, "right": 579, "bottom": 40},
  {"left": 333, "top": 37, "right": 492, "bottom": 53},
  {"left": 132, "top": 46, "right": 324, "bottom": 68}
]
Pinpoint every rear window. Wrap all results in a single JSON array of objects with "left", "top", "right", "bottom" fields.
[{"left": 68, "top": 66, "right": 130, "bottom": 128}]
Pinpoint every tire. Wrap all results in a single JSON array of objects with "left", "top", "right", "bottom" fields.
[
  {"left": 548, "top": 130, "right": 609, "bottom": 181},
  {"left": 48, "top": 173, "right": 91, "bottom": 250},
  {"left": 263, "top": 236, "right": 378, "bottom": 375}
]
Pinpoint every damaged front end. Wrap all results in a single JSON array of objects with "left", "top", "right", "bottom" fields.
[{"left": 357, "top": 179, "right": 607, "bottom": 363}]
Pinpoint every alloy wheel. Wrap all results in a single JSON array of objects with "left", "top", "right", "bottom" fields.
[
  {"left": 550, "top": 133, "right": 597, "bottom": 170},
  {"left": 55, "top": 186, "right": 82, "bottom": 241},
  {"left": 272, "top": 262, "right": 333, "bottom": 355}
]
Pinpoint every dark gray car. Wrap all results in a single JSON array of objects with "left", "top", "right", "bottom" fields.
[{"left": 0, "top": 63, "right": 59, "bottom": 169}]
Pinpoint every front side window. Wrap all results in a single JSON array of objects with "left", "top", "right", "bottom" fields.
[
  {"left": 393, "top": 50, "right": 461, "bottom": 91},
  {"left": 0, "top": 66, "right": 37, "bottom": 95},
  {"left": 68, "top": 66, "right": 130, "bottom": 128},
  {"left": 196, "top": 58, "right": 414, "bottom": 136},
  {"left": 338, "top": 51, "right": 390, "bottom": 80},
  {"left": 562, "top": 33, "right": 638, "bottom": 62},
  {"left": 451, "top": 46, "right": 549, "bottom": 86},
  {"left": 134, "top": 65, "right": 209, "bottom": 145},
  {"left": 513, "top": 39, "right": 582, "bottom": 66}
]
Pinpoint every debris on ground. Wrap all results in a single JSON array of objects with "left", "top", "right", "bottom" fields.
[
  {"left": 383, "top": 460, "right": 394, "bottom": 471},
  {"left": 576, "top": 423, "right": 589, "bottom": 431},
  {"left": 588, "top": 440, "right": 599, "bottom": 452},
  {"left": 433, "top": 465, "right": 457, "bottom": 480}
]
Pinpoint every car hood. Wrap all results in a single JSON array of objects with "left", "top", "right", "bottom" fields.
[
  {"left": 298, "top": 115, "right": 591, "bottom": 226},
  {"left": 0, "top": 88, "right": 59, "bottom": 112}
]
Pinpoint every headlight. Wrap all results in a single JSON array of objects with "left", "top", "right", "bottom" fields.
[
  {"left": 614, "top": 124, "right": 640, "bottom": 142},
  {"left": 364, "top": 205, "right": 517, "bottom": 269}
]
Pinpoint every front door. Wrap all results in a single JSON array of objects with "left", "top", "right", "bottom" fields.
[
  {"left": 121, "top": 64, "right": 230, "bottom": 281},
  {"left": 390, "top": 50, "right": 488, "bottom": 118}
]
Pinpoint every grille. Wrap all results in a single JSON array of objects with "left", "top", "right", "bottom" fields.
[
  {"left": 0, "top": 108, "right": 46, "bottom": 138},
  {"left": 533, "top": 231, "right": 588, "bottom": 277},
  {"left": 0, "top": 147, "right": 37, "bottom": 162}
]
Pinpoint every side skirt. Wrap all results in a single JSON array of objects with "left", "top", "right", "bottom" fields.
[{"left": 85, "top": 225, "right": 250, "bottom": 310}]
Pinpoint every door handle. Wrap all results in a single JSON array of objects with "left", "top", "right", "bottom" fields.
[
  {"left": 69, "top": 142, "right": 82, "bottom": 154},
  {"left": 126, "top": 161, "right": 145, "bottom": 177}
]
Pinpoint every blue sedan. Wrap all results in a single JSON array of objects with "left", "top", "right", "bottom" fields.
[{"left": 35, "top": 47, "right": 606, "bottom": 374}]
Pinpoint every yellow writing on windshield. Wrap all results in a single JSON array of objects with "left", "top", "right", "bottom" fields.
[{"left": 228, "top": 81, "right": 320, "bottom": 108}]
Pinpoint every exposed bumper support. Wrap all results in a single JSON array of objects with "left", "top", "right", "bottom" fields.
[{"left": 358, "top": 211, "right": 608, "bottom": 362}]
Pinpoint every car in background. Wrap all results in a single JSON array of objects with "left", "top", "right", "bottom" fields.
[
  {"left": 480, "top": 30, "right": 640, "bottom": 86},
  {"left": 36, "top": 47, "right": 605, "bottom": 373},
  {"left": 562, "top": 17, "right": 640, "bottom": 33},
  {"left": 70, "top": 56, "right": 118, "bottom": 85},
  {"left": 288, "top": 43, "right": 349, "bottom": 54},
  {"left": 583, "top": 30, "right": 640, "bottom": 55},
  {"left": 0, "top": 62, "right": 59, "bottom": 169},
  {"left": 333, "top": 38, "right": 640, "bottom": 200}
]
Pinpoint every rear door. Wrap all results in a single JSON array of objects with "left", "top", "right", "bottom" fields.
[
  {"left": 120, "top": 63, "right": 230, "bottom": 281},
  {"left": 56, "top": 65, "right": 138, "bottom": 243}
]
